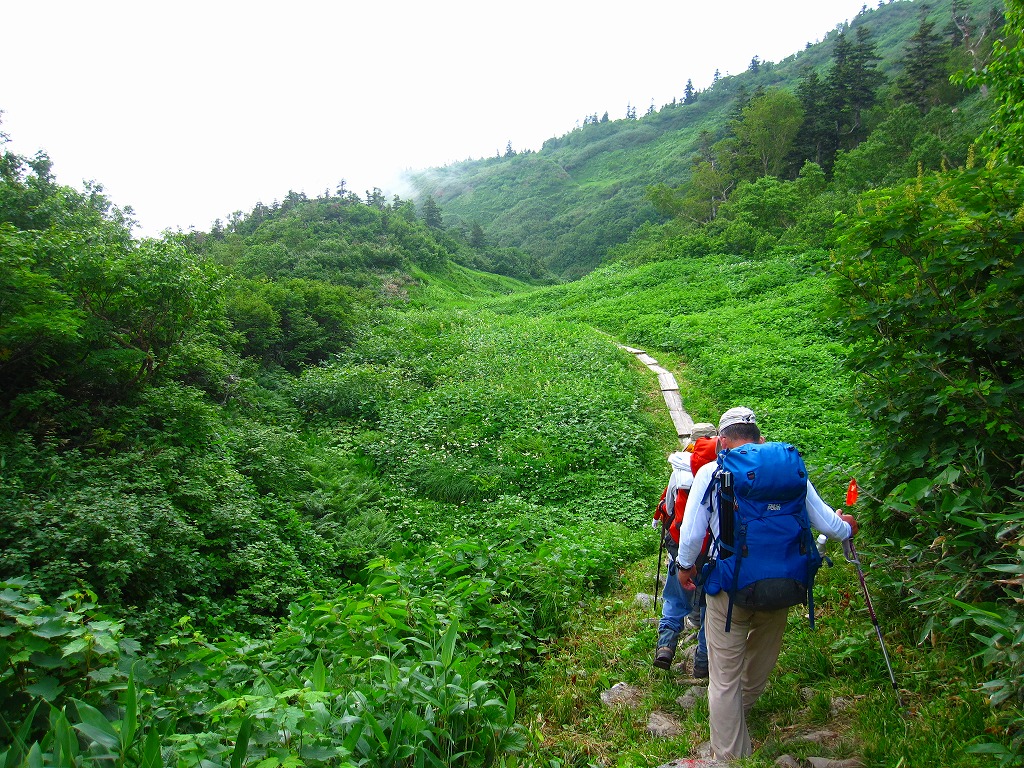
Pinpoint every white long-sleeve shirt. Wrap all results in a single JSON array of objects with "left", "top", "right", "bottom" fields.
[{"left": 674, "top": 453, "right": 853, "bottom": 568}]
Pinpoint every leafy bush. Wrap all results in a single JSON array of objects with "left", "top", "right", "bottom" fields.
[
  {"left": 224, "top": 277, "right": 357, "bottom": 371},
  {"left": 0, "top": 383, "right": 351, "bottom": 633},
  {"left": 0, "top": 569, "right": 533, "bottom": 768},
  {"left": 831, "top": 162, "right": 1024, "bottom": 499},
  {"left": 831, "top": 160, "right": 1024, "bottom": 760},
  {"left": 292, "top": 362, "right": 405, "bottom": 422},
  {"left": 0, "top": 580, "right": 134, "bottom": 726}
]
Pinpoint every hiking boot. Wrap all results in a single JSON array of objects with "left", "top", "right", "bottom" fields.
[
  {"left": 653, "top": 645, "right": 675, "bottom": 670},
  {"left": 692, "top": 658, "right": 709, "bottom": 679}
]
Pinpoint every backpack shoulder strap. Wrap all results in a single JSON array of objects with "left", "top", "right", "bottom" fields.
[{"left": 700, "top": 465, "right": 720, "bottom": 507}]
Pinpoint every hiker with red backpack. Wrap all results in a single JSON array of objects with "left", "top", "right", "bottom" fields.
[
  {"left": 652, "top": 423, "right": 719, "bottom": 675},
  {"left": 674, "top": 407, "right": 859, "bottom": 761}
]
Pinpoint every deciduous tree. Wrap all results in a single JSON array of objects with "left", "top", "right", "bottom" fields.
[
  {"left": 734, "top": 88, "right": 804, "bottom": 177},
  {"left": 955, "top": 0, "right": 1023, "bottom": 164}
]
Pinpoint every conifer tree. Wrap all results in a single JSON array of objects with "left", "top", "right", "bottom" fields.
[
  {"left": 794, "top": 70, "right": 834, "bottom": 168},
  {"left": 683, "top": 79, "right": 696, "bottom": 104},
  {"left": 421, "top": 195, "right": 443, "bottom": 229},
  {"left": 469, "top": 221, "right": 486, "bottom": 248},
  {"left": 832, "top": 26, "right": 885, "bottom": 148},
  {"left": 792, "top": 26, "right": 884, "bottom": 174},
  {"left": 897, "top": 9, "right": 951, "bottom": 110}
]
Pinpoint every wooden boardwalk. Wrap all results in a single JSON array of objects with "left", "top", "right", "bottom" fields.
[{"left": 620, "top": 345, "right": 695, "bottom": 444}]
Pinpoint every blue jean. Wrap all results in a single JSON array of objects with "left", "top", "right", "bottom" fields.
[{"left": 660, "top": 560, "right": 709, "bottom": 665}]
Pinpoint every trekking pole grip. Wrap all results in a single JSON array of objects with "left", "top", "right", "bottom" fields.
[{"left": 842, "top": 538, "right": 858, "bottom": 564}]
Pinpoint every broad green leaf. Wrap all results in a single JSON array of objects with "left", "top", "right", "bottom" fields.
[
  {"left": 311, "top": 653, "right": 327, "bottom": 692},
  {"left": 74, "top": 723, "right": 121, "bottom": 751},
  {"left": 30, "top": 621, "right": 71, "bottom": 640},
  {"left": 53, "top": 712, "right": 79, "bottom": 768},
  {"left": 966, "top": 743, "right": 1012, "bottom": 755},
  {"left": 87, "top": 666, "right": 117, "bottom": 683},
  {"left": 141, "top": 726, "right": 162, "bottom": 768},
  {"left": 986, "top": 563, "right": 1024, "bottom": 574},
  {"left": 121, "top": 673, "right": 138, "bottom": 750},
  {"left": 229, "top": 717, "right": 252, "bottom": 768},
  {"left": 71, "top": 699, "right": 121, "bottom": 751},
  {"left": 25, "top": 743, "right": 43, "bottom": 768},
  {"left": 61, "top": 638, "right": 90, "bottom": 657},
  {"left": 441, "top": 621, "right": 458, "bottom": 669},
  {"left": 25, "top": 677, "right": 62, "bottom": 702},
  {"left": 949, "top": 515, "right": 986, "bottom": 530},
  {"left": 24, "top": 652, "right": 63, "bottom": 670}
]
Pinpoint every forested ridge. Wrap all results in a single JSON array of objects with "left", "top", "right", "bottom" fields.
[
  {"left": 2, "top": 0, "right": 1023, "bottom": 766},
  {"left": 411, "top": 0, "right": 1004, "bottom": 279}
]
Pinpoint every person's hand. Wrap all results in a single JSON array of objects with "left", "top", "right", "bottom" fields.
[
  {"left": 676, "top": 564, "right": 698, "bottom": 591},
  {"left": 840, "top": 513, "right": 858, "bottom": 537}
]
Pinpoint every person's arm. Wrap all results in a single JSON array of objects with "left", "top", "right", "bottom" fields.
[
  {"left": 675, "top": 462, "right": 715, "bottom": 567},
  {"left": 674, "top": 470, "right": 712, "bottom": 591},
  {"left": 664, "top": 478, "right": 677, "bottom": 520},
  {"left": 806, "top": 481, "right": 857, "bottom": 539}
]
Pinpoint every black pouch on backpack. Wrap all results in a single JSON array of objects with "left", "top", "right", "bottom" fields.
[
  {"left": 718, "top": 471, "right": 735, "bottom": 558},
  {"left": 732, "top": 578, "right": 807, "bottom": 610}
]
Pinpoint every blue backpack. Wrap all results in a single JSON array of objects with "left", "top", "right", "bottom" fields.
[{"left": 701, "top": 442, "right": 823, "bottom": 631}]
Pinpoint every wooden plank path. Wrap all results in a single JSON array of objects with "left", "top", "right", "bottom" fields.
[{"left": 620, "top": 345, "right": 695, "bottom": 443}]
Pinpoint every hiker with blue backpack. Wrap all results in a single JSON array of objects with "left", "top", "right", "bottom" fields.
[{"left": 674, "top": 406, "right": 858, "bottom": 761}]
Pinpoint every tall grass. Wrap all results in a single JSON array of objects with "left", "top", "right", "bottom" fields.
[{"left": 486, "top": 248, "right": 859, "bottom": 487}]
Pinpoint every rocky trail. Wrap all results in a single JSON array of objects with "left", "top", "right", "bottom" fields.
[{"left": 603, "top": 346, "right": 865, "bottom": 768}]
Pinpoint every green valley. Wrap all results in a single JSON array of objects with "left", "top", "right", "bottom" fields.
[{"left": 1, "top": 1, "right": 1021, "bottom": 767}]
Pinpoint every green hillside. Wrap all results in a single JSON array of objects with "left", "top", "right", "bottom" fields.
[
  {"left": 410, "top": 0, "right": 1003, "bottom": 278},
  {"left": 2, "top": 1, "right": 1022, "bottom": 766}
]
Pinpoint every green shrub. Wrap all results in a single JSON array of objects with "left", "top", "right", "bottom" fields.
[
  {"left": 0, "top": 572, "right": 530, "bottom": 768},
  {"left": 832, "top": 161, "right": 1024, "bottom": 761},
  {"left": 292, "top": 362, "right": 404, "bottom": 422}
]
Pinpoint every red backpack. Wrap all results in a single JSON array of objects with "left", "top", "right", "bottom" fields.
[{"left": 654, "top": 436, "right": 719, "bottom": 545}]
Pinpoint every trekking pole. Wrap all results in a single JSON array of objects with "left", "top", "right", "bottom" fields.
[
  {"left": 654, "top": 526, "right": 665, "bottom": 614},
  {"left": 842, "top": 479, "right": 904, "bottom": 709}
]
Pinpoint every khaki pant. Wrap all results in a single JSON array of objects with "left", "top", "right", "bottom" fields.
[{"left": 705, "top": 591, "right": 789, "bottom": 760}]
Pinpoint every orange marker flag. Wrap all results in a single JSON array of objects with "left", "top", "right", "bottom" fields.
[{"left": 846, "top": 478, "right": 859, "bottom": 507}]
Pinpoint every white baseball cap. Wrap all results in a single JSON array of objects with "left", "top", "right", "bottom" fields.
[{"left": 718, "top": 406, "right": 756, "bottom": 432}]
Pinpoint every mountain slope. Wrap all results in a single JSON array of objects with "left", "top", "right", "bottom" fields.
[{"left": 409, "top": 0, "right": 1002, "bottom": 278}]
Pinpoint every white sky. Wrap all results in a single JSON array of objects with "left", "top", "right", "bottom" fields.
[{"left": 1, "top": 0, "right": 873, "bottom": 237}]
